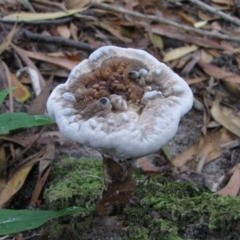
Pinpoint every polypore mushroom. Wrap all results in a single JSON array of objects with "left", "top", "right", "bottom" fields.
[{"left": 47, "top": 46, "right": 193, "bottom": 215}]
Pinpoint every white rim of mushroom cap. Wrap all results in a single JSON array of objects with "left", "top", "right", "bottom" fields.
[{"left": 47, "top": 46, "right": 193, "bottom": 163}]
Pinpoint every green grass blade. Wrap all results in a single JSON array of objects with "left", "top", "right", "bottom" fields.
[
  {"left": 0, "top": 207, "right": 94, "bottom": 235},
  {"left": 0, "top": 87, "right": 16, "bottom": 105},
  {"left": 161, "top": 145, "right": 171, "bottom": 161},
  {"left": 0, "top": 112, "right": 55, "bottom": 135}
]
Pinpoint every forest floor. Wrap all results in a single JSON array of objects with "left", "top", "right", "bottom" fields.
[{"left": 1, "top": 0, "right": 240, "bottom": 239}]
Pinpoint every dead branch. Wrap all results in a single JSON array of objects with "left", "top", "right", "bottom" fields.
[
  {"left": 187, "top": 0, "right": 240, "bottom": 27},
  {"left": 92, "top": 3, "right": 240, "bottom": 43},
  {"left": 22, "top": 30, "right": 97, "bottom": 52}
]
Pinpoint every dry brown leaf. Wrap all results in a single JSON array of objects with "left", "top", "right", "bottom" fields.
[
  {"left": 211, "top": 21, "right": 222, "bottom": 31},
  {"left": 8, "top": 131, "right": 74, "bottom": 147},
  {"left": 0, "top": 164, "right": 33, "bottom": 208},
  {"left": 175, "top": 54, "right": 192, "bottom": 69},
  {"left": 181, "top": 51, "right": 201, "bottom": 75},
  {"left": 10, "top": 73, "right": 31, "bottom": 103},
  {"left": 30, "top": 142, "right": 55, "bottom": 206},
  {"left": 0, "top": 60, "right": 14, "bottom": 111},
  {"left": 185, "top": 76, "right": 209, "bottom": 85},
  {"left": 211, "top": 97, "right": 240, "bottom": 137},
  {"left": 221, "top": 79, "right": 240, "bottom": 99},
  {"left": 95, "top": 22, "right": 132, "bottom": 43},
  {"left": 163, "top": 45, "right": 198, "bottom": 62},
  {"left": 0, "top": 146, "right": 7, "bottom": 194},
  {"left": 65, "top": 0, "right": 91, "bottom": 9},
  {"left": 57, "top": 25, "right": 71, "bottom": 39},
  {"left": 211, "top": 0, "right": 233, "bottom": 5},
  {"left": 178, "top": 11, "right": 195, "bottom": 26},
  {"left": 151, "top": 24, "right": 228, "bottom": 50},
  {"left": 11, "top": 44, "right": 46, "bottom": 88},
  {"left": 201, "top": 49, "right": 213, "bottom": 63},
  {"left": 198, "top": 60, "right": 240, "bottom": 83},
  {"left": 206, "top": 49, "right": 221, "bottom": 57},
  {"left": 172, "top": 128, "right": 235, "bottom": 168},
  {"left": 0, "top": 22, "right": 17, "bottom": 55},
  {"left": 217, "top": 168, "right": 240, "bottom": 196},
  {"left": 70, "top": 22, "right": 79, "bottom": 41},
  {"left": 28, "top": 75, "right": 53, "bottom": 115},
  {"left": 24, "top": 49, "right": 78, "bottom": 70},
  {"left": 211, "top": 2, "right": 231, "bottom": 10},
  {"left": 197, "top": 11, "right": 219, "bottom": 21},
  {"left": 136, "top": 158, "right": 160, "bottom": 173}
]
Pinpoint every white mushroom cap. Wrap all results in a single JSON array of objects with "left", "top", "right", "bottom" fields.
[{"left": 47, "top": 46, "right": 193, "bottom": 164}]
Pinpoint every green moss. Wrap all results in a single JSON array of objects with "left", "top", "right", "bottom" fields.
[
  {"left": 44, "top": 157, "right": 103, "bottom": 210},
  {"left": 124, "top": 173, "right": 240, "bottom": 239},
  {"left": 44, "top": 159, "right": 240, "bottom": 239}
]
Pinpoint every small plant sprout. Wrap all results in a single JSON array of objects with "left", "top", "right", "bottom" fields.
[{"left": 47, "top": 46, "right": 193, "bottom": 215}]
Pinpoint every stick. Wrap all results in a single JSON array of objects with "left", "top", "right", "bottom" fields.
[
  {"left": 22, "top": 30, "right": 97, "bottom": 52},
  {"left": 92, "top": 3, "right": 240, "bottom": 42},
  {"left": 187, "top": 0, "right": 240, "bottom": 26}
]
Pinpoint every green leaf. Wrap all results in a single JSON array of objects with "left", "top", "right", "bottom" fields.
[
  {"left": 152, "top": 34, "right": 164, "bottom": 50},
  {"left": 0, "top": 87, "right": 16, "bottom": 105},
  {"left": 0, "top": 206, "right": 94, "bottom": 235},
  {"left": 0, "top": 113, "right": 55, "bottom": 135},
  {"left": 161, "top": 145, "right": 171, "bottom": 161}
]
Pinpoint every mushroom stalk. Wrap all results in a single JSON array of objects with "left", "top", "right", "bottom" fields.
[{"left": 96, "top": 155, "right": 135, "bottom": 215}]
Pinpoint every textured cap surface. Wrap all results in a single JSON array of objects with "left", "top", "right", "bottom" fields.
[{"left": 47, "top": 46, "right": 193, "bottom": 163}]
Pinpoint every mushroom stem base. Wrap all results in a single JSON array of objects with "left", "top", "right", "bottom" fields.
[{"left": 96, "top": 155, "right": 135, "bottom": 216}]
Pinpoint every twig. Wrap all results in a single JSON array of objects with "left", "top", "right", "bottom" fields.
[
  {"left": 22, "top": 30, "right": 97, "bottom": 52},
  {"left": 92, "top": 3, "right": 240, "bottom": 42},
  {"left": 0, "top": 16, "right": 73, "bottom": 25},
  {"left": 187, "top": 0, "right": 240, "bottom": 27}
]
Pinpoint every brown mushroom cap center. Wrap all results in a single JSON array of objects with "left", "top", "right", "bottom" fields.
[{"left": 66, "top": 57, "right": 150, "bottom": 119}]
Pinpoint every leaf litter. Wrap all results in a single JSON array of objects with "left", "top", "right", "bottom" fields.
[{"left": 0, "top": 0, "right": 240, "bottom": 239}]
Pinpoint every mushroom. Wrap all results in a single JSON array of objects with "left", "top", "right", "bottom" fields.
[{"left": 47, "top": 46, "right": 193, "bottom": 215}]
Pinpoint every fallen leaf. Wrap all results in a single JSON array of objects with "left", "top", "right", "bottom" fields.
[
  {"left": 24, "top": 49, "right": 78, "bottom": 70},
  {"left": 57, "top": 25, "right": 71, "bottom": 39},
  {"left": 3, "top": 9, "right": 86, "bottom": 21},
  {"left": 65, "top": 0, "right": 91, "bottom": 9},
  {"left": 17, "top": 67, "right": 41, "bottom": 96},
  {"left": 217, "top": 168, "right": 240, "bottom": 196},
  {"left": 30, "top": 142, "right": 55, "bottom": 206},
  {"left": 95, "top": 22, "right": 132, "bottom": 43},
  {"left": 221, "top": 79, "right": 240, "bottom": 99},
  {"left": 152, "top": 33, "right": 164, "bottom": 50},
  {"left": 0, "top": 164, "right": 33, "bottom": 208},
  {"left": 198, "top": 60, "right": 240, "bottom": 83},
  {"left": 185, "top": 76, "right": 209, "bottom": 85},
  {"left": 152, "top": 24, "right": 228, "bottom": 50},
  {"left": 181, "top": 51, "right": 201, "bottom": 75},
  {"left": 172, "top": 128, "right": 235, "bottom": 168},
  {"left": 198, "top": 11, "right": 219, "bottom": 21},
  {"left": 0, "top": 22, "right": 17, "bottom": 55},
  {"left": 211, "top": 96, "right": 240, "bottom": 137},
  {"left": 201, "top": 49, "right": 213, "bottom": 63},
  {"left": 10, "top": 73, "right": 31, "bottom": 103},
  {"left": 11, "top": 44, "right": 46, "bottom": 89},
  {"left": 70, "top": 22, "right": 79, "bottom": 41},
  {"left": 207, "top": 49, "right": 221, "bottom": 57},
  {"left": 28, "top": 75, "right": 53, "bottom": 115},
  {"left": 163, "top": 45, "right": 198, "bottom": 62},
  {"left": 194, "top": 21, "right": 207, "bottom": 28},
  {"left": 211, "top": 0, "right": 233, "bottom": 5},
  {"left": 0, "top": 146, "right": 7, "bottom": 194},
  {"left": 0, "top": 87, "right": 16, "bottom": 105},
  {"left": 136, "top": 158, "right": 160, "bottom": 172}
]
